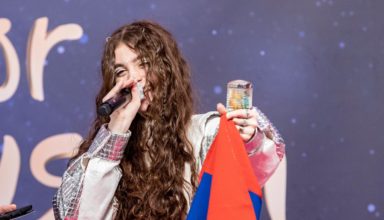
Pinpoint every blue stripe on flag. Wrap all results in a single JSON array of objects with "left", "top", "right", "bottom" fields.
[
  {"left": 249, "top": 191, "right": 262, "bottom": 220},
  {"left": 187, "top": 173, "right": 213, "bottom": 220}
]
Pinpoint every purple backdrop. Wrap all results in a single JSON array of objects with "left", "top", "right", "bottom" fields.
[{"left": 0, "top": 0, "right": 383, "bottom": 219}]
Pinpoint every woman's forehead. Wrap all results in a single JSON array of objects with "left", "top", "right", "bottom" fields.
[{"left": 114, "top": 43, "right": 140, "bottom": 66}]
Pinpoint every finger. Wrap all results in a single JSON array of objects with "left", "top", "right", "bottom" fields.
[
  {"left": 102, "top": 78, "right": 135, "bottom": 102},
  {"left": 0, "top": 204, "right": 16, "bottom": 214},
  {"left": 111, "top": 82, "right": 145, "bottom": 117},
  {"left": 240, "top": 133, "right": 253, "bottom": 142},
  {"left": 232, "top": 118, "right": 258, "bottom": 128},
  {"left": 226, "top": 108, "right": 256, "bottom": 120},
  {"left": 235, "top": 125, "right": 256, "bottom": 135},
  {"left": 102, "top": 81, "right": 125, "bottom": 103},
  {"left": 227, "top": 107, "right": 259, "bottom": 120},
  {"left": 235, "top": 125, "right": 255, "bottom": 142},
  {"left": 110, "top": 82, "right": 139, "bottom": 113},
  {"left": 216, "top": 103, "right": 226, "bottom": 115}
]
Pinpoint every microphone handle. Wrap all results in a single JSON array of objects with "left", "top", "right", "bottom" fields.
[{"left": 97, "top": 89, "right": 131, "bottom": 116}]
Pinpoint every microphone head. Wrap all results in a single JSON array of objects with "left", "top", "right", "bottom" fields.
[{"left": 97, "top": 104, "right": 112, "bottom": 116}]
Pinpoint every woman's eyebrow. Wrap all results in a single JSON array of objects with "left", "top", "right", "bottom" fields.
[
  {"left": 113, "top": 57, "right": 140, "bottom": 69},
  {"left": 113, "top": 63, "right": 126, "bottom": 70}
]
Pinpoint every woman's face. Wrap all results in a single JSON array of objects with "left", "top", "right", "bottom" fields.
[{"left": 113, "top": 43, "right": 152, "bottom": 112}]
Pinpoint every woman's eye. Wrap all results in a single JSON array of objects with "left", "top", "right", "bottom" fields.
[
  {"left": 115, "top": 69, "right": 126, "bottom": 76},
  {"left": 139, "top": 62, "right": 149, "bottom": 69},
  {"left": 139, "top": 58, "right": 149, "bottom": 68}
]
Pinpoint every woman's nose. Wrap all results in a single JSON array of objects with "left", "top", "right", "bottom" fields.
[
  {"left": 128, "top": 72, "right": 137, "bottom": 81},
  {"left": 132, "top": 74, "right": 143, "bottom": 83},
  {"left": 136, "top": 77, "right": 143, "bottom": 83}
]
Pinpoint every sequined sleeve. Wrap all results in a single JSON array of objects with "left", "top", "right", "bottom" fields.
[
  {"left": 52, "top": 124, "right": 131, "bottom": 220},
  {"left": 193, "top": 107, "right": 285, "bottom": 187},
  {"left": 245, "top": 106, "right": 285, "bottom": 186}
]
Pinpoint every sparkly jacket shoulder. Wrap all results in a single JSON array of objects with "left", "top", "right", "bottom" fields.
[{"left": 52, "top": 108, "right": 285, "bottom": 220}]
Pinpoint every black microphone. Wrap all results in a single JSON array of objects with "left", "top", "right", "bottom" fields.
[{"left": 97, "top": 88, "right": 131, "bottom": 116}]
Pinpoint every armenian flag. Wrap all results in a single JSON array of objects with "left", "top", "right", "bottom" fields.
[{"left": 187, "top": 115, "right": 263, "bottom": 220}]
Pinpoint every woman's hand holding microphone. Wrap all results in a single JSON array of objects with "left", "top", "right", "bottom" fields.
[{"left": 102, "top": 77, "right": 142, "bottom": 134}]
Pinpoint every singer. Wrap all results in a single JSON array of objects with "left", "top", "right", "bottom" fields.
[{"left": 53, "top": 20, "right": 285, "bottom": 219}]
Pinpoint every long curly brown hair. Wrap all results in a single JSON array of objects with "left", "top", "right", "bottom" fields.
[{"left": 73, "top": 20, "right": 198, "bottom": 219}]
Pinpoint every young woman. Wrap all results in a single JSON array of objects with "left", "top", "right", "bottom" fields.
[{"left": 53, "top": 20, "right": 285, "bottom": 220}]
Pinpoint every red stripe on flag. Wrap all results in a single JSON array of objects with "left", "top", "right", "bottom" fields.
[{"left": 198, "top": 115, "right": 262, "bottom": 220}]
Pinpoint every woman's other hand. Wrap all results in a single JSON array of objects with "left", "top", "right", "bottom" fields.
[{"left": 217, "top": 103, "right": 258, "bottom": 142}]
